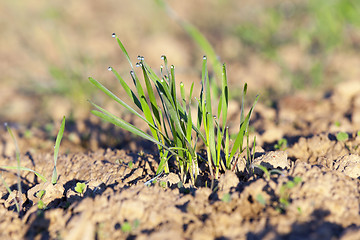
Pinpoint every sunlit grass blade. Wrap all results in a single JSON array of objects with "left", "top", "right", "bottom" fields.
[
  {"left": 110, "top": 68, "right": 142, "bottom": 110},
  {"left": 224, "top": 127, "right": 230, "bottom": 169},
  {"left": 229, "top": 94, "right": 260, "bottom": 162},
  {"left": 221, "top": 64, "right": 229, "bottom": 128},
  {"left": 129, "top": 70, "right": 159, "bottom": 142},
  {"left": 203, "top": 57, "right": 217, "bottom": 177},
  {"left": 141, "top": 63, "right": 161, "bottom": 126},
  {"left": 113, "top": 34, "right": 133, "bottom": 69},
  {"left": 89, "top": 77, "right": 153, "bottom": 127},
  {"left": 0, "top": 166, "right": 47, "bottom": 183},
  {"left": 52, "top": 116, "right": 65, "bottom": 185},
  {"left": 240, "top": 83, "right": 248, "bottom": 124}
]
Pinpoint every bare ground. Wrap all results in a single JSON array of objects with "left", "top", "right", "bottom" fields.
[{"left": 0, "top": 80, "right": 360, "bottom": 240}]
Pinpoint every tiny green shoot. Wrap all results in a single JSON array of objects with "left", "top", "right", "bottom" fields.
[
  {"left": 36, "top": 190, "right": 46, "bottom": 210},
  {"left": 128, "top": 161, "right": 134, "bottom": 169},
  {"left": 278, "top": 176, "right": 302, "bottom": 212},
  {"left": 75, "top": 182, "right": 86, "bottom": 195},
  {"left": 274, "top": 138, "right": 287, "bottom": 151},
  {"left": 221, "top": 193, "right": 231, "bottom": 203},
  {"left": 336, "top": 132, "right": 349, "bottom": 142},
  {"left": 256, "top": 193, "right": 266, "bottom": 206},
  {"left": 121, "top": 219, "right": 139, "bottom": 233}
]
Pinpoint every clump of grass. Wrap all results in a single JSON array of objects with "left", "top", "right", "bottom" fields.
[{"left": 89, "top": 35, "right": 258, "bottom": 184}]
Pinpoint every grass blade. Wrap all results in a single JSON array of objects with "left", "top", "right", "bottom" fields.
[
  {"left": 52, "top": 116, "right": 65, "bottom": 185},
  {"left": 113, "top": 33, "right": 133, "bottom": 69},
  {"left": 1, "top": 166, "right": 47, "bottom": 183},
  {"left": 111, "top": 68, "right": 142, "bottom": 110},
  {"left": 229, "top": 94, "right": 259, "bottom": 161},
  {"left": 89, "top": 77, "right": 153, "bottom": 127}
]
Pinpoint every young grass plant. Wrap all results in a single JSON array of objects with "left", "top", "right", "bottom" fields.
[
  {"left": 4, "top": 123, "right": 23, "bottom": 211},
  {"left": 52, "top": 116, "right": 66, "bottom": 185},
  {"left": 1, "top": 117, "right": 66, "bottom": 213},
  {"left": 89, "top": 35, "right": 258, "bottom": 185}
]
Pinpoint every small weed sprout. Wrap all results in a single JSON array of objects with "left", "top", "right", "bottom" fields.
[
  {"left": 128, "top": 161, "right": 134, "bottom": 169},
  {"left": 221, "top": 193, "right": 231, "bottom": 203},
  {"left": 36, "top": 190, "right": 46, "bottom": 210},
  {"left": 121, "top": 219, "right": 140, "bottom": 233},
  {"left": 274, "top": 138, "right": 288, "bottom": 151},
  {"left": 89, "top": 35, "right": 258, "bottom": 184},
  {"left": 75, "top": 182, "right": 86, "bottom": 195},
  {"left": 277, "top": 176, "right": 302, "bottom": 212},
  {"left": 256, "top": 193, "right": 266, "bottom": 206},
  {"left": 336, "top": 132, "right": 349, "bottom": 142}
]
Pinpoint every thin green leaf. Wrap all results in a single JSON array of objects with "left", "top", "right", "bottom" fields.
[
  {"left": 111, "top": 68, "right": 142, "bottom": 110},
  {"left": 1, "top": 166, "right": 47, "bottom": 183},
  {"left": 89, "top": 77, "right": 153, "bottom": 128},
  {"left": 141, "top": 64, "right": 161, "bottom": 126},
  {"left": 91, "top": 101, "right": 158, "bottom": 141},
  {"left": 229, "top": 95, "right": 259, "bottom": 161},
  {"left": 221, "top": 64, "right": 229, "bottom": 128},
  {"left": 203, "top": 57, "right": 216, "bottom": 166},
  {"left": 114, "top": 34, "right": 133, "bottom": 69},
  {"left": 52, "top": 116, "right": 65, "bottom": 185}
]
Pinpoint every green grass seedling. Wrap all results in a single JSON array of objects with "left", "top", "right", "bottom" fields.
[
  {"left": 90, "top": 35, "right": 258, "bottom": 184},
  {"left": 52, "top": 116, "right": 65, "bottom": 185},
  {"left": 75, "top": 182, "right": 86, "bottom": 195},
  {"left": 336, "top": 132, "right": 349, "bottom": 142},
  {"left": 4, "top": 123, "right": 23, "bottom": 213},
  {"left": 1, "top": 117, "right": 66, "bottom": 185},
  {"left": 1, "top": 117, "right": 66, "bottom": 213},
  {"left": 278, "top": 176, "right": 302, "bottom": 212},
  {"left": 274, "top": 138, "right": 288, "bottom": 151}
]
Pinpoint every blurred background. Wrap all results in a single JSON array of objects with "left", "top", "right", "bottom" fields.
[{"left": 1, "top": 0, "right": 360, "bottom": 125}]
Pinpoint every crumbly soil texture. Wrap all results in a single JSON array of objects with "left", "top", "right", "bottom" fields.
[{"left": 1, "top": 81, "right": 360, "bottom": 240}]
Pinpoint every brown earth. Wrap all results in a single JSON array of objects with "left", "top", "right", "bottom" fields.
[{"left": 1, "top": 80, "right": 360, "bottom": 240}]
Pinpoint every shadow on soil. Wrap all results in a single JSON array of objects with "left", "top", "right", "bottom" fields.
[{"left": 246, "top": 209, "right": 346, "bottom": 240}]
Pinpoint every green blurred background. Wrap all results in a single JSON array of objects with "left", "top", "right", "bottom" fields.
[{"left": 1, "top": 0, "right": 360, "bottom": 124}]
